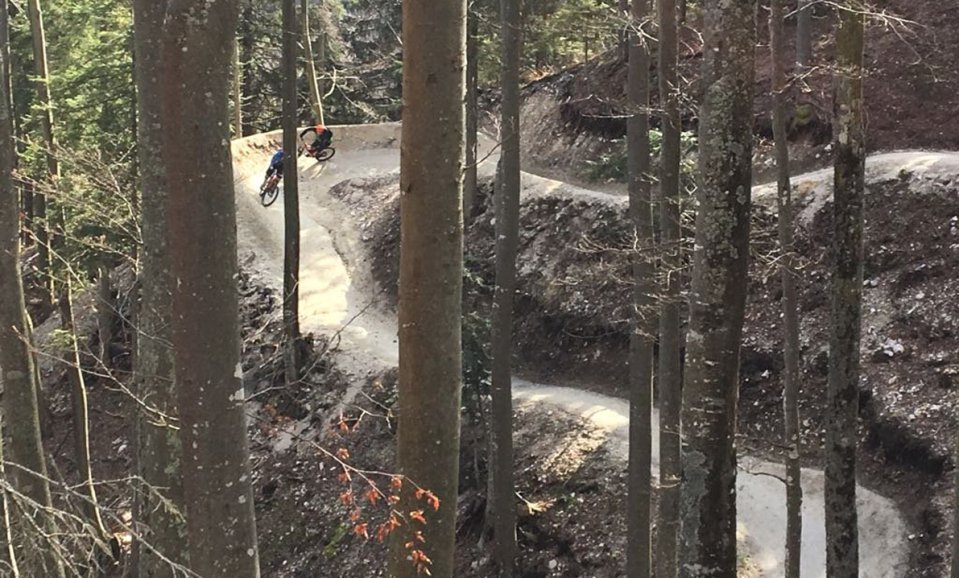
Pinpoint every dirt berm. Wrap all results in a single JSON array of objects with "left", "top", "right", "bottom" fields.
[{"left": 335, "top": 152, "right": 959, "bottom": 576}]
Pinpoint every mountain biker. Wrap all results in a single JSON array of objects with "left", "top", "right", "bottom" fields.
[
  {"left": 306, "top": 124, "right": 333, "bottom": 156},
  {"left": 261, "top": 148, "right": 284, "bottom": 192}
]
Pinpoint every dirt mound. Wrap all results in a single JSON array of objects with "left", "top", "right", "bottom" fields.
[
  {"left": 335, "top": 161, "right": 959, "bottom": 575},
  {"left": 514, "top": 2, "right": 959, "bottom": 184}
]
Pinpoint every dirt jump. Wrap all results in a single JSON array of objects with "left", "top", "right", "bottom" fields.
[{"left": 232, "top": 123, "right": 916, "bottom": 577}]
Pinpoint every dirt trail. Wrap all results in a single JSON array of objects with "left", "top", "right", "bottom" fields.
[{"left": 232, "top": 124, "right": 914, "bottom": 577}]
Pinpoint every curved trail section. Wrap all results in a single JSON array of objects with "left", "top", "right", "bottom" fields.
[{"left": 232, "top": 125, "right": 934, "bottom": 577}]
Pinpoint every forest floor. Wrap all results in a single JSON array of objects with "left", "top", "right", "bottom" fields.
[
  {"left": 228, "top": 128, "right": 937, "bottom": 576},
  {"left": 28, "top": 128, "right": 956, "bottom": 577}
]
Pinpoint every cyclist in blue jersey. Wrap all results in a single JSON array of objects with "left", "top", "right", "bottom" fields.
[{"left": 260, "top": 149, "right": 284, "bottom": 194}]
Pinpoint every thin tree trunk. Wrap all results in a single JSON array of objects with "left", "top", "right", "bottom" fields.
[
  {"left": 679, "top": 0, "right": 687, "bottom": 24},
  {"left": 770, "top": 2, "right": 803, "bottom": 576},
  {"left": 0, "top": 442, "right": 18, "bottom": 578},
  {"left": 463, "top": 8, "right": 479, "bottom": 220},
  {"left": 490, "top": 0, "right": 521, "bottom": 573},
  {"left": 302, "top": 0, "right": 325, "bottom": 124},
  {"left": 283, "top": 0, "right": 302, "bottom": 387},
  {"left": 618, "top": 0, "right": 628, "bottom": 60},
  {"left": 679, "top": 0, "right": 756, "bottom": 574},
  {"left": 26, "top": 0, "right": 54, "bottom": 306},
  {"left": 29, "top": 0, "right": 106, "bottom": 540},
  {"left": 97, "top": 264, "right": 113, "bottom": 369},
  {"left": 0, "top": 2, "right": 61, "bottom": 572},
  {"left": 952, "top": 452, "right": 959, "bottom": 577},
  {"left": 233, "top": 36, "right": 242, "bottom": 137},
  {"left": 132, "top": 0, "right": 189, "bottom": 574},
  {"left": 239, "top": 2, "right": 255, "bottom": 136},
  {"left": 655, "top": 0, "right": 682, "bottom": 573},
  {"left": 825, "top": 3, "right": 864, "bottom": 576},
  {"left": 58, "top": 280, "right": 107, "bottom": 537},
  {"left": 388, "top": 0, "right": 466, "bottom": 575},
  {"left": 626, "top": 0, "right": 654, "bottom": 574},
  {"left": 160, "top": 1, "right": 260, "bottom": 575},
  {"left": 796, "top": 0, "right": 812, "bottom": 66}
]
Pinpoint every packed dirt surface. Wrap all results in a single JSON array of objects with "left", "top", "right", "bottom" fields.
[{"left": 225, "top": 124, "right": 934, "bottom": 576}]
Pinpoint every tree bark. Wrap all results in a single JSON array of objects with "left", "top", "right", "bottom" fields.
[
  {"left": 302, "top": 0, "right": 325, "bottom": 124},
  {"left": 770, "top": 2, "right": 803, "bottom": 577},
  {"left": 25, "top": 0, "right": 56, "bottom": 306},
  {"left": 796, "top": 0, "right": 812, "bottom": 66},
  {"left": 233, "top": 36, "right": 243, "bottom": 138},
  {"left": 490, "top": 0, "right": 521, "bottom": 573},
  {"left": 388, "top": 0, "right": 466, "bottom": 575},
  {"left": 132, "top": 0, "right": 190, "bottom": 574},
  {"left": 826, "top": 3, "right": 864, "bottom": 577},
  {"left": 0, "top": 0, "right": 61, "bottom": 571},
  {"left": 679, "top": 0, "right": 756, "bottom": 574},
  {"left": 160, "top": 1, "right": 260, "bottom": 575},
  {"left": 283, "top": 0, "right": 303, "bottom": 388},
  {"left": 463, "top": 8, "right": 479, "bottom": 220},
  {"left": 626, "top": 0, "right": 654, "bottom": 575},
  {"left": 655, "top": 0, "right": 682, "bottom": 573}
]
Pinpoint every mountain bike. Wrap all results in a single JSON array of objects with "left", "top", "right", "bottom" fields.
[
  {"left": 299, "top": 126, "right": 336, "bottom": 162},
  {"left": 259, "top": 173, "right": 281, "bottom": 207}
]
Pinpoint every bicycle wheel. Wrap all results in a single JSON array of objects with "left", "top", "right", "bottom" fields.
[
  {"left": 260, "top": 183, "right": 280, "bottom": 207},
  {"left": 315, "top": 147, "right": 336, "bottom": 162}
]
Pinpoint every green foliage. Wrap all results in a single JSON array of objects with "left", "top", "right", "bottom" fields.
[
  {"left": 9, "top": 0, "right": 137, "bottom": 281},
  {"left": 48, "top": 328, "right": 76, "bottom": 351},
  {"left": 473, "top": 0, "right": 621, "bottom": 85}
]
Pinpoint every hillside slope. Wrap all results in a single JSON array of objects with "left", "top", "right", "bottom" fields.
[{"left": 510, "top": 2, "right": 959, "bottom": 185}]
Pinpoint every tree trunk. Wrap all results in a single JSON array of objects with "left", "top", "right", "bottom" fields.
[
  {"left": 826, "top": 3, "right": 864, "bottom": 577},
  {"left": 770, "top": 2, "right": 803, "bottom": 577},
  {"left": 679, "top": 0, "right": 687, "bottom": 24},
  {"left": 58, "top": 280, "right": 107, "bottom": 537},
  {"left": 239, "top": 1, "right": 255, "bottom": 136},
  {"left": 160, "top": 1, "right": 260, "bottom": 575},
  {"left": 0, "top": 440, "right": 18, "bottom": 577},
  {"left": 463, "top": 9, "right": 479, "bottom": 220},
  {"left": 302, "top": 0, "right": 325, "bottom": 124},
  {"left": 233, "top": 36, "right": 242, "bottom": 137},
  {"left": 132, "top": 0, "right": 189, "bottom": 574},
  {"left": 953, "top": 451, "right": 959, "bottom": 577},
  {"left": 283, "top": 0, "right": 303, "bottom": 387},
  {"left": 490, "top": 0, "right": 521, "bottom": 573},
  {"left": 626, "top": 0, "right": 654, "bottom": 574},
  {"left": 388, "top": 0, "right": 466, "bottom": 575},
  {"left": 0, "top": 1, "right": 61, "bottom": 572},
  {"left": 679, "top": 0, "right": 756, "bottom": 574},
  {"left": 26, "top": 0, "right": 55, "bottom": 306},
  {"left": 796, "top": 0, "right": 812, "bottom": 66},
  {"left": 97, "top": 264, "right": 113, "bottom": 369},
  {"left": 655, "top": 0, "right": 682, "bottom": 574},
  {"left": 618, "top": 0, "right": 628, "bottom": 61},
  {"left": 29, "top": 0, "right": 106, "bottom": 541}
]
